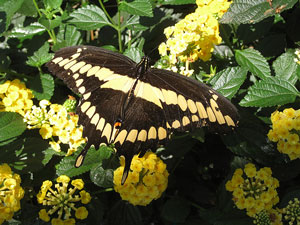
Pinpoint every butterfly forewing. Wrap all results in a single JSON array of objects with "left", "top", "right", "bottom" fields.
[{"left": 46, "top": 45, "right": 239, "bottom": 184}]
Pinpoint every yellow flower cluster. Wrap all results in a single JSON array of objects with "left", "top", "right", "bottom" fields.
[
  {"left": 24, "top": 100, "right": 86, "bottom": 156},
  {"left": 114, "top": 152, "right": 169, "bottom": 206},
  {"left": 225, "top": 163, "right": 280, "bottom": 217},
  {"left": 158, "top": 0, "right": 231, "bottom": 75},
  {"left": 282, "top": 198, "right": 300, "bottom": 224},
  {"left": 37, "top": 175, "right": 91, "bottom": 225},
  {"left": 267, "top": 108, "right": 300, "bottom": 160},
  {"left": 253, "top": 209, "right": 282, "bottom": 225},
  {"left": 0, "top": 79, "right": 33, "bottom": 116},
  {"left": 0, "top": 164, "right": 24, "bottom": 225}
]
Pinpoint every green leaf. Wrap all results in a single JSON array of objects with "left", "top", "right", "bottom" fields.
[
  {"left": 160, "top": 0, "right": 195, "bottom": 5},
  {"left": 43, "top": 0, "right": 62, "bottom": 10},
  {"left": 0, "top": 112, "right": 26, "bottom": 145},
  {"left": 90, "top": 165, "right": 114, "bottom": 188},
  {"left": 220, "top": 0, "right": 298, "bottom": 25},
  {"left": 209, "top": 66, "right": 247, "bottom": 99},
  {"left": 27, "top": 73, "right": 54, "bottom": 100},
  {"left": 52, "top": 25, "right": 83, "bottom": 51},
  {"left": 8, "top": 22, "right": 46, "bottom": 40},
  {"left": 119, "top": 0, "right": 153, "bottom": 17},
  {"left": 122, "top": 15, "right": 147, "bottom": 31},
  {"left": 38, "top": 15, "right": 62, "bottom": 30},
  {"left": 161, "top": 197, "right": 190, "bottom": 223},
  {"left": 124, "top": 47, "right": 143, "bottom": 63},
  {"left": 26, "top": 42, "right": 54, "bottom": 68},
  {"left": 56, "top": 146, "right": 102, "bottom": 177},
  {"left": 17, "top": 0, "right": 37, "bottom": 17},
  {"left": 273, "top": 51, "right": 298, "bottom": 84},
  {"left": 239, "top": 76, "right": 299, "bottom": 107},
  {"left": 235, "top": 48, "right": 271, "bottom": 79},
  {"left": 0, "top": 0, "right": 24, "bottom": 32},
  {"left": 69, "top": 4, "right": 111, "bottom": 30}
]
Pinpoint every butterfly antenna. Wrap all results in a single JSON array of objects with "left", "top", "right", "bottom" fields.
[{"left": 75, "top": 143, "right": 91, "bottom": 168}]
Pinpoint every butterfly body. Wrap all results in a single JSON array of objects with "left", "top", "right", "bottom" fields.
[{"left": 46, "top": 45, "right": 239, "bottom": 184}]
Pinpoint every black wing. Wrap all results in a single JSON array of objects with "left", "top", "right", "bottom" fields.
[{"left": 140, "top": 68, "right": 239, "bottom": 134}]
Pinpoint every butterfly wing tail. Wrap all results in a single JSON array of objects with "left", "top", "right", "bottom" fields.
[
  {"left": 121, "top": 155, "right": 134, "bottom": 185},
  {"left": 75, "top": 143, "right": 91, "bottom": 168}
]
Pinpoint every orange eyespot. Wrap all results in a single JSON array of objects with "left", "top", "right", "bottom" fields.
[{"left": 114, "top": 121, "right": 122, "bottom": 129}]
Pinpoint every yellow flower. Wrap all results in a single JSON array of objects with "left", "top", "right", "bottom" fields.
[
  {"left": 24, "top": 100, "right": 86, "bottom": 156},
  {"left": 114, "top": 152, "right": 168, "bottom": 206},
  {"left": 80, "top": 190, "right": 91, "bottom": 204},
  {"left": 0, "top": 164, "right": 24, "bottom": 224},
  {"left": 71, "top": 179, "right": 84, "bottom": 190},
  {"left": 39, "top": 124, "right": 53, "bottom": 139},
  {"left": 158, "top": 0, "right": 231, "bottom": 75},
  {"left": 0, "top": 79, "right": 34, "bottom": 116},
  {"left": 268, "top": 108, "right": 300, "bottom": 160},
  {"left": 75, "top": 206, "right": 88, "bottom": 220},
  {"left": 39, "top": 209, "right": 50, "bottom": 222},
  {"left": 37, "top": 175, "right": 91, "bottom": 223},
  {"left": 226, "top": 163, "right": 280, "bottom": 217}
]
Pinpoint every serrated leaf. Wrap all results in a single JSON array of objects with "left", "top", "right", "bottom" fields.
[
  {"left": 119, "top": 0, "right": 153, "bottom": 17},
  {"left": 8, "top": 22, "right": 46, "bottom": 40},
  {"left": 235, "top": 48, "right": 270, "bottom": 79},
  {"left": 273, "top": 51, "right": 298, "bottom": 84},
  {"left": 26, "top": 42, "right": 53, "bottom": 68},
  {"left": 69, "top": 4, "right": 111, "bottom": 30},
  {"left": 124, "top": 47, "right": 143, "bottom": 63},
  {"left": 0, "top": 112, "right": 26, "bottom": 144},
  {"left": 56, "top": 147, "right": 101, "bottom": 177},
  {"left": 209, "top": 66, "right": 247, "bottom": 99},
  {"left": 0, "top": 0, "right": 24, "bottom": 32},
  {"left": 239, "top": 76, "right": 299, "bottom": 107},
  {"left": 27, "top": 73, "right": 54, "bottom": 100},
  {"left": 90, "top": 164, "right": 114, "bottom": 188},
  {"left": 43, "top": 0, "right": 62, "bottom": 10},
  {"left": 38, "top": 16, "right": 62, "bottom": 30},
  {"left": 52, "top": 25, "right": 83, "bottom": 51},
  {"left": 161, "top": 0, "right": 195, "bottom": 5},
  {"left": 220, "top": 0, "right": 298, "bottom": 25}
]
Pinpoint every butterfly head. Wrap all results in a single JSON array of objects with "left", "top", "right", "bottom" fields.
[{"left": 136, "top": 56, "right": 150, "bottom": 77}]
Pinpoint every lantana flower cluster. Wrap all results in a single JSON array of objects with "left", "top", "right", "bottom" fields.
[
  {"left": 114, "top": 152, "right": 169, "bottom": 206},
  {"left": 253, "top": 209, "right": 282, "bottom": 225},
  {"left": 0, "top": 164, "right": 25, "bottom": 225},
  {"left": 267, "top": 108, "right": 300, "bottom": 160},
  {"left": 158, "top": 0, "right": 231, "bottom": 76},
  {"left": 225, "top": 163, "right": 280, "bottom": 217},
  {"left": 282, "top": 198, "right": 300, "bottom": 225},
  {"left": 23, "top": 99, "right": 86, "bottom": 156},
  {"left": 37, "top": 175, "right": 91, "bottom": 225},
  {"left": 0, "top": 79, "right": 33, "bottom": 116}
]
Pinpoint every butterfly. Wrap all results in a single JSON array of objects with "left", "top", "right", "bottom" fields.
[{"left": 46, "top": 45, "right": 239, "bottom": 184}]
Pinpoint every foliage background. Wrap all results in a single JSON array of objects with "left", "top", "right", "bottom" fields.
[{"left": 1, "top": 0, "right": 300, "bottom": 224}]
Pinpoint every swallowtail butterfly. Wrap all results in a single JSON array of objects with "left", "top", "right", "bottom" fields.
[{"left": 46, "top": 45, "right": 239, "bottom": 184}]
